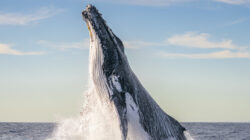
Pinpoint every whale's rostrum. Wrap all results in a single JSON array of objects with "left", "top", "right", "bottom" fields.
[{"left": 82, "top": 4, "right": 188, "bottom": 140}]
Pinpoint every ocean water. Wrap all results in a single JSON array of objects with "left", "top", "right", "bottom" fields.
[
  {"left": 0, "top": 122, "right": 249, "bottom": 140},
  {"left": 182, "top": 123, "right": 250, "bottom": 140}
]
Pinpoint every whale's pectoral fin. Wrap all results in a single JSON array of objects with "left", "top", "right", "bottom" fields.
[{"left": 108, "top": 74, "right": 128, "bottom": 139}]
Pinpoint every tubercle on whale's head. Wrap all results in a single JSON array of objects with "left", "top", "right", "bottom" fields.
[{"left": 82, "top": 4, "right": 126, "bottom": 77}]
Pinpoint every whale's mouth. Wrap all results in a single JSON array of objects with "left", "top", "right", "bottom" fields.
[
  {"left": 82, "top": 5, "right": 97, "bottom": 42},
  {"left": 86, "top": 22, "right": 94, "bottom": 42},
  {"left": 82, "top": 4, "right": 106, "bottom": 44}
]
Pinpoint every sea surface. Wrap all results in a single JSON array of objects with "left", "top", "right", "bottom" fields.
[{"left": 0, "top": 122, "right": 249, "bottom": 140}]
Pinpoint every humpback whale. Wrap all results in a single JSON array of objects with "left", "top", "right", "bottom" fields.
[{"left": 81, "top": 4, "right": 189, "bottom": 140}]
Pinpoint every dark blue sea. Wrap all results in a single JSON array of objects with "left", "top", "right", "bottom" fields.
[{"left": 0, "top": 122, "right": 249, "bottom": 140}]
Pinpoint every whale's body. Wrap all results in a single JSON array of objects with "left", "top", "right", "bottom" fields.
[{"left": 82, "top": 5, "right": 188, "bottom": 140}]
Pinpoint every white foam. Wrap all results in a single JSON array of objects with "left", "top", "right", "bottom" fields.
[
  {"left": 47, "top": 20, "right": 123, "bottom": 140},
  {"left": 184, "top": 131, "right": 194, "bottom": 140},
  {"left": 46, "top": 117, "right": 84, "bottom": 140}
]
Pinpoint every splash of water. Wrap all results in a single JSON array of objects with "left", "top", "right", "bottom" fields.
[
  {"left": 47, "top": 89, "right": 125, "bottom": 140},
  {"left": 46, "top": 117, "right": 84, "bottom": 140},
  {"left": 47, "top": 30, "right": 125, "bottom": 140},
  {"left": 47, "top": 4, "right": 194, "bottom": 140}
]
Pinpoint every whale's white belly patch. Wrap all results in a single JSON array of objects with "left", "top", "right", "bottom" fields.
[{"left": 125, "top": 92, "right": 150, "bottom": 140}]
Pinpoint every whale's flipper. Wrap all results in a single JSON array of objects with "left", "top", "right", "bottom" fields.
[{"left": 82, "top": 4, "right": 187, "bottom": 140}]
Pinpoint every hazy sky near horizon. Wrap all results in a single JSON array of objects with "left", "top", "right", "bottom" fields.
[{"left": 0, "top": 0, "right": 250, "bottom": 122}]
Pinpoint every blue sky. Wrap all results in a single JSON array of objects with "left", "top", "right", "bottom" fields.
[{"left": 0, "top": 0, "right": 250, "bottom": 122}]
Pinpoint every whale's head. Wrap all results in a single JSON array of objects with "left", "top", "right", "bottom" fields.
[
  {"left": 82, "top": 4, "right": 127, "bottom": 79},
  {"left": 82, "top": 5, "right": 132, "bottom": 97}
]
